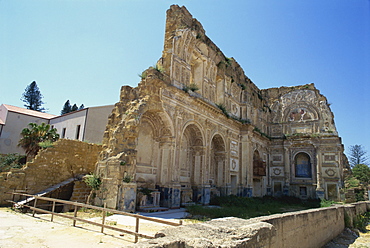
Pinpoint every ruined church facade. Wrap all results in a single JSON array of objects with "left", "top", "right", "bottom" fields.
[{"left": 95, "top": 5, "right": 347, "bottom": 211}]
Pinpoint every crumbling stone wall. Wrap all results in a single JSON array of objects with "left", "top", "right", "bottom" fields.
[
  {"left": 96, "top": 4, "right": 348, "bottom": 211},
  {"left": 133, "top": 201, "right": 370, "bottom": 248},
  {"left": 0, "top": 139, "right": 101, "bottom": 205}
]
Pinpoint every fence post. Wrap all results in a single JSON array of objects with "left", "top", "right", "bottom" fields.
[
  {"left": 73, "top": 205, "right": 78, "bottom": 226},
  {"left": 51, "top": 201, "right": 56, "bottom": 222},
  {"left": 135, "top": 216, "right": 140, "bottom": 243},
  {"left": 32, "top": 198, "right": 38, "bottom": 217},
  {"left": 101, "top": 203, "right": 107, "bottom": 233}
]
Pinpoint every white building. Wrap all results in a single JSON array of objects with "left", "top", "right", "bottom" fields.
[
  {"left": 0, "top": 104, "right": 56, "bottom": 154},
  {"left": 50, "top": 105, "right": 114, "bottom": 144},
  {"left": 0, "top": 104, "right": 114, "bottom": 155}
]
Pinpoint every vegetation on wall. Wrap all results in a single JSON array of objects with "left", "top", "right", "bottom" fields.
[
  {"left": 253, "top": 127, "right": 270, "bottom": 139},
  {"left": 216, "top": 103, "right": 229, "bottom": 118},
  {"left": 0, "top": 153, "right": 26, "bottom": 173},
  {"left": 83, "top": 173, "right": 102, "bottom": 191},
  {"left": 138, "top": 71, "right": 147, "bottom": 80},
  {"left": 183, "top": 83, "right": 199, "bottom": 93}
]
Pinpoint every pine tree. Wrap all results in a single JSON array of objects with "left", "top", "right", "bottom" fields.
[
  {"left": 61, "top": 100, "right": 72, "bottom": 115},
  {"left": 348, "top": 145, "right": 368, "bottom": 167},
  {"left": 21, "top": 81, "right": 45, "bottom": 111},
  {"left": 71, "top": 104, "right": 78, "bottom": 111}
]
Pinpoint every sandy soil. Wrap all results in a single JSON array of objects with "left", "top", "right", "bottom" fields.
[
  {"left": 2, "top": 207, "right": 370, "bottom": 248},
  {"left": 0, "top": 207, "right": 171, "bottom": 248}
]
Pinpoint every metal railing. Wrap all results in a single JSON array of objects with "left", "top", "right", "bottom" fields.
[{"left": 10, "top": 192, "right": 182, "bottom": 243}]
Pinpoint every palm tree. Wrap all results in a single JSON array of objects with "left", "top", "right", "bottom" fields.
[{"left": 18, "top": 123, "right": 59, "bottom": 160}]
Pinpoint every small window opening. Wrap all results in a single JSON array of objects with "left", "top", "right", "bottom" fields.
[
  {"left": 62, "top": 128, "right": 66, "bottom": 138},
  {"left": 75, "top": 125, "right": 81, "bottom": 140}
]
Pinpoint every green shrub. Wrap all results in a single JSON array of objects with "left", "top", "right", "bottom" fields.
[
  {"left": 183, "top": 83, "right": 199, "bottom": 93},
  {"left": 353, "top": 212, "right": 370, "bottom": 232},
  {"left": 83, "top": 173, "right": 102, "bottom": 190},
  {"left": 320, "top": 199, "right": 339, "bottom": 208},
  {"left": 216, "top": 103, "right": 229, "bottom": 118},
  {"left": 38, "top": 140, "right": 54, "bottom": 149},
  {"left": 0, "top": 154, "right": 26, "bottom": 172}
]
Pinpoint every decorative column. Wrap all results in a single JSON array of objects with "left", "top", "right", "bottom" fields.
[
  {"left": 283, "top": 146, "right": 290, "bottom": 196},
  {"left": 315, "top": 146, "right": 325, "bottom": 199},
  {"left": 245, "top": 129, "right": 254, "bottom": 197}
]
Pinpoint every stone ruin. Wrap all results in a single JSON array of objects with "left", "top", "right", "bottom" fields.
[{"left": 94, "top": 5, "right": 348, "bottom": 211}]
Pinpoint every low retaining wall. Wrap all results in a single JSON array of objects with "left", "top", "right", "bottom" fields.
[{"left": 134, "top": 201, "right": 370, "bottom": 248}]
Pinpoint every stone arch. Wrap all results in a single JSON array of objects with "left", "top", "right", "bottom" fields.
[
  {"left": 294, "top": 152, "right": 312, "bottom": 178},
  {"left": 136, "top": 110, "right": 174, "bottom": 186},
  {"left": 179, "top": 122, "right": 205, "bottom": 186},
  {"left": 209, "top": 133, "right": 226, "bottom": 186}
]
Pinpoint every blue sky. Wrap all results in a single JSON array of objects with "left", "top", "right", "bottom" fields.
[{"left": 1, "top": 0, "right": 369, "bottom": 155}]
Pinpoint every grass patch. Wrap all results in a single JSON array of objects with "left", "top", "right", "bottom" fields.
[
  {"left": 186, "top": 195, "right": 321, "bottom": 220},
  {"left": 353, "top": 212, "right": 370, "bottom": 232}
]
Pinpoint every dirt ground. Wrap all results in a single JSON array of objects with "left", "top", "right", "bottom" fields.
[
  {"left": 0, "top": 207, "right": 174, "bottom": 248},
  {"left": 1, "top": 207, "right": 370, "bottom": 248}
]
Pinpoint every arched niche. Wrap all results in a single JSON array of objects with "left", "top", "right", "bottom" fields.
[
  {"left": 136, "top": 111, "right": 174, "bottom": 185},
  {"left": 210, "top": 134, "right": 226, "bottom": 186},
  {"left": 179, "top": 123, "right": 204, "bottom": 185},
  {"left": 294, "top": 152, "right": 312, "bottom": 178}
]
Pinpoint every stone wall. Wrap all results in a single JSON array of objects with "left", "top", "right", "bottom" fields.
[
  {"left": 134, "top": 201, "right": 370, "bottom": 248},
  {"left": 0, "top": 139, "right": 101, "bottom": 205}
]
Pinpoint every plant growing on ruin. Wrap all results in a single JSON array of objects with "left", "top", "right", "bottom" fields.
[
  {"left": 183, "top": 83, "right": 199, "bottom": 93},
  {"left": 153, "top": 64, "right": 164, "bottom": 73},
  {"left": 238, "top": 83, "right": 246, "bottom": 90},
  {"left": 138, "top": 71, "right": 147, "bottom": 80},
  {"left": 225, "top": 57, "right": 233, "bottom": 67},
  {"left": 84, "top": 173, "right": 102, "bottom": 191},
  {"left": 122, "top": 175, "right": 132, "bottom": 183},
  {"left": 231, "top": 116, "right": 250, "bottom": 124},
  {"left": 0, "top": 153, "right": 25, "bottom": 172},
  {"left": 38, "top": 140, "right": 55, "bottom": 149},
  {"left": 216, "top": 103, "right": 229, "bottom": 118}
]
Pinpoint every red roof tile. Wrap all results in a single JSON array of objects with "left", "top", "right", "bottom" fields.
[{"left": 3, "top": 104, "right": 56, "bottom": 119}]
